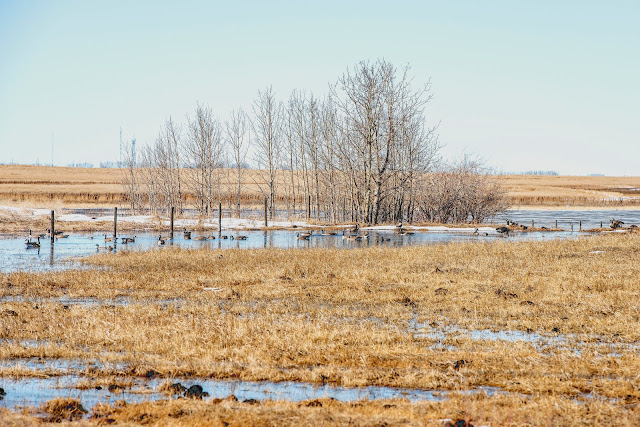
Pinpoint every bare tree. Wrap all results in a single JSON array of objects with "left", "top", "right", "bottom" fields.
[
  {"left": 184, "top": 103, "right": 225, "bottom": 216},
  {"left": 121, "top": 139, "right": 142, "bottom": 213},
  {"left": 226, "top": 108, "right": 249, "bottom": 217},
  {"left": 332, "top": 59, "right": 438, "bottom": 224},
  {"left": 251, "top": 86, "right": 282, "bottom": 219}
]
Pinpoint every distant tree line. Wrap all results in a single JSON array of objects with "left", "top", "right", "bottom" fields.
[{"left": 122, "top": 60, "right": 506, "bottom": 224}]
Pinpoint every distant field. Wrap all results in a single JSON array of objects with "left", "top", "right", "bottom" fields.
[{"left": 1, "top": 165, "right": 639, "bottom": 209}]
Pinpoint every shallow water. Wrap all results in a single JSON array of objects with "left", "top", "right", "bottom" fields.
[
  {"left": 410, "top": 320, "right": 639, "bottom": 356},
  {"left": 492, "top": 209, "right": 640, "bottom": 230},
  {"left": 0, "top": 373, "right": 502, "bottom": 411},
  {"left": 0, "top": 228, "right": 587, "bottom": 273}
]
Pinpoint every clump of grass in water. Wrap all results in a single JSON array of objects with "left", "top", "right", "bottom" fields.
[{"left": 42, "top": 397, "right": 87, "bottom": 422}]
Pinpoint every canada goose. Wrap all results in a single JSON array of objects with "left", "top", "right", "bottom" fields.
[
  {"left": 473, "top": 228, "right": 479, "bottom": 236},
  {"left": 496, "top": 226, "right": 510, "bottom": 236},
  {"left": 221, "top": 235, "right": 228, "bottom": 239},
  {"left": 297, "top": 232, "right": 310, "bottom": 240},
  {"left": 193, "top": 236, "right": 208, "bottom": 241},
  {"left": 344, "top": 234, "right": 363, "bottom": 242},
  {"left": 104, "top": 234, "right": 113, "bottom": 242},
  {"left": 298, "top": 231, "right": 312, "bottom": 238},
  {"left": 95, "top": 244, "right": 113, "bottom": 252},
  {"left": 183, "top": 228, "right": 191, "bottom": 239},
  {"left": 25, "top": 237, "right": 40, "bottom": 249},
  {"left": 610, "top": 219, "right": 624, "bottom": 229},
  {"left": 121, "top": 236, "right": 135, "bottom": 244},
  {"left": 351, "top": 224, "right": 360, "bottom": 233},
  {"left": 55, "top": 233, "right": 69, "bottom": 239},
  {"left": 157, "top": 235, "right": 166, "bottom": 245},
  {"left": 235, "top": 235, "right": 248, "bottom": 240}
]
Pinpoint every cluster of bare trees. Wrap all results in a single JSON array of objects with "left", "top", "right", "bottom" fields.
[
  {"left": 416, "top": 156, "right": 507, "bottom": 223},
  {"left": 122, "top": 59, "right": 506, "bottom": 224}
]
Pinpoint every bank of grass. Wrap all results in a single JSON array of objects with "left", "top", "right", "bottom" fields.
[
  {"left": 4, "top": 393, "right": 640, "bottom": 426},
  {"left": 1, "top": 231, "right": 640, "bottom": 424}
]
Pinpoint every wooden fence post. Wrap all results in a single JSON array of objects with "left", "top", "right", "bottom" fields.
[
  {"left": 170, "top": 206, "right": 174, "bottom": 239},
  {"left": 264, "top": 197, "right": 268, "bottom": 228},
  {"left": 113, "top": 207, "right": 117, "bottom": 239},
  {"left": 50, "top": 210, "right": 55, "bottom": 243}
]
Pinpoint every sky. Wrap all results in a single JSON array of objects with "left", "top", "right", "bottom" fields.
[{"left": 0, "top": 0, "right": 638, "bottom": 175}]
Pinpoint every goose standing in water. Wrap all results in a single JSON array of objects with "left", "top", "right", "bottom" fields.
[
  {"left": 157, "top": 235, "right": 166, "bottom": 245},
  {"left": 25, "top": 237, "right": 41, "bottom": 249},
  {"left": 496, "top": 226, "right": 510, "bottom": 237}
]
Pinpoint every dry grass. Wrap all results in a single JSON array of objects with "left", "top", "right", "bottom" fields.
[
  {"left": 3, "top": 165, "right": 640, "bottom": 209},
  {"left": 42, "top": 398, "right": 87, "bottom": 422},
  {"left": 2, "top": 393, "right": 639, "bottom": 426},
  {"left": 497, "top": 174, "right": 640, "bottom": 207}
]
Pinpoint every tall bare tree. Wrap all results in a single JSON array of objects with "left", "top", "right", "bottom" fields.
[
  {"left": 226, "top": 108, "right": 249, "bottom": 216},
  {"left": 184, "top": 103, "right": 224, "bottom": 216},
  {"left": 251, "top": 86, "right": 282, "bottom": 219}
]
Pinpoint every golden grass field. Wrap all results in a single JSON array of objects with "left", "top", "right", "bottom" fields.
[
  {"left": 1, "top": 231, "right": 640, "bottom": 425},
  {"left": 2, "top": 164, "right": 640, "bottom": 209}
]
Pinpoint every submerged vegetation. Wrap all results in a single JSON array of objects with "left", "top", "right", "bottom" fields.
[{"left": 1, "top": 231, "right": 639, "bottom": 424}]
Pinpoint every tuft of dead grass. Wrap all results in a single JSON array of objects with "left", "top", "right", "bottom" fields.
[{"left": 42, "top": 397, "right": 87, "bottom": 422}]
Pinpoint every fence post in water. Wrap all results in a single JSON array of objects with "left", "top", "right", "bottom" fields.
[
  {"left": 113, "top": 207, "right": 117, "bottom": 239},
  {"left": 170, "top": 206, "right": 175, "bottom": 239},
  {"left": 532, "top": 220, "right": 534, "bottom": 228},
  {"left": 571, "top": 223, "right": 574, "bottom": 232},
  {"left": 579, "top": 220, "right": 582, "bottom": 231},
  {"left": 264, "top": 197, "right": 268, "bottom": 228},
  {"left": 50, "top": 210, "right": 55, "bottom": 243},
  {"left": 218, "top": 202, "right": 222, "bottom": 234},
  {"left": 555, "top": 220, "right": 558, "bottom": 229},
  {"left": 600, "top": 221, "right": 603, "bottom": 228}
]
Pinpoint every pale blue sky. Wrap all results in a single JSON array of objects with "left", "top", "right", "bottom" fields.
[{"left": 1, "top": 1, "right": 638, "bottom": 175}]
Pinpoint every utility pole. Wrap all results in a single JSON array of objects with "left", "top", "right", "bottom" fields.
[{"left": 119, "top": 126, "right": 123, "bottom": 166}]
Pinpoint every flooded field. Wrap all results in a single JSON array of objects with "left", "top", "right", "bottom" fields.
[
  {"left": 0, "top": 364, "right": 504, "bottom": 412},
  {"left": 492, "top": 208, "right": 640, "bottom": 229},
  {"left": 1, "top": 211, "right": 639, "bottom": 424},
  {"left": 0, "top": 228, "right": 588, "bottom": 273}
]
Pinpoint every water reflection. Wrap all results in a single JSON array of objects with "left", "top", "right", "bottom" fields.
[{"left": 0, "top": 228, "right": 590, "bottom": 273}]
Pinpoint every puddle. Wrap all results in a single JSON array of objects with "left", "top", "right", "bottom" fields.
[
  {"left": 0, "top": 295, "right": 185, "bottom": 308},
  {"left": 0, "top": 374, "right": 502, "bottom": 412},
  {"left": 0, "top": 358, "right": 127, "bottom": 374},
  {"left": 1, "top": 228, "right": 588, "bottom": 273},
  {"left": 410, "top": 320, "right": 640, "bottom": 355}
]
